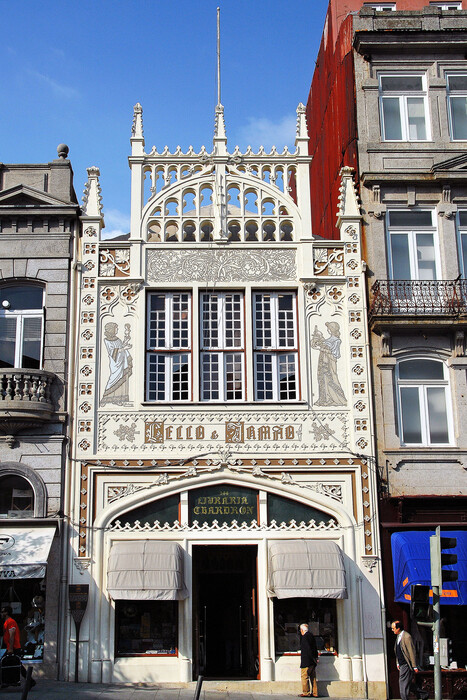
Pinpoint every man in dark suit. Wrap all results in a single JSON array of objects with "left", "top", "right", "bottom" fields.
[
  {"left": 391, "top": 620, "right": 428, "bottom": 700},
  {"left": 299, "top": 623, "right": 319, "bottom": 697}
]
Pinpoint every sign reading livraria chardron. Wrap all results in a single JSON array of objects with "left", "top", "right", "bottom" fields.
[{"left": 188, "top": 485, "right": 257, "bottom": 525}]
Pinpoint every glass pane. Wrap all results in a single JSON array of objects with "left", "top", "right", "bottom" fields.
[
  {"left": 148, "top": 294, "right": 166, "bottom": 348},
  {"left": 388, "top": 210, "right": 433, "bottom": 227},
  {"left": 171, "top": 293, "right": 190, "bottom": 348},
  {"left": 112, "top": 494, "right": 180, "bottom": 527},
  {"left": 255, "top": 353, "right": 273, "bottom": 400},
  {"left": 400, "top": 387, "right": 422, "bottom": 443},
  {"left": 0, "top": 317, "right": 17, "bottom": 367},
  {"left": 278, "top": 353, "right": 297, "bottom": 400},
  {"left": 382, "top": 97, "right": 403, "bottom": 140},
  {"left": 268, "top": 493, "right": 332, "bottom": 526},
  {"left": 277, "top": 293, "right": 296, "bottom": 348},
  {"left": 273, "top": 598, "right": 337, "bottom": 655},
  {"left": 147, "top": 355, "right": 166, "bottom": 401},
  {"left": 390, "top": 234, "right": 411, "bottom": 279},
  {"left": 462, "top": 234, "right": 467, "bottom": 276},
  {"left": 0, "top": 286, "right": 43, "bottom": 311},
  {"left": 254, "top": 294, "right": 272, "bottom": 348},
  {"left": 188, "top": 485, "right": 258, "bottom": 526},
  {"left": 450, "top": 96, "right": 467, "bottom": 140},
  {"left": 399, "top": 359, "right": 444, "bottom": 380},
  {"left": 22, "top": 317, "right": 42, "bottom": 368},
  {"left": 115, "top": 600, "right": 178, "bottom": 656},
  {"left": 416, "top": 233, "right": 436, "bottom": 280},
  {"left": 0, "top": 475, "right": 34, "bottom": 518},
  {"left": 201, "top": 293, "right": 219, "bottom": 349},
  {"left": 201, "top": 352, "right": 220, "bottom": 400},
  {"left": 459, "top": 211, "right": 467, "bottom": 227},
  {"left": 225, "top": 353, "right": 244, "bottom": 400},
  {"left": 447, "top": 75, "right": 467, "bottom": 91},
  {"left": 407, "top": 98, "right": 427, "bottom": 140},
  {"left": 427, "top": 387, "right": 449, "bottom": 443},
  {"left": 224, "top": 293, "right": 243, "bottom": 348},
  {"left": 171, "top": 353, "right": 189, "bottom": 400},
  {"left": 381, "top": 76, "right": 423, "bottom": 91}
]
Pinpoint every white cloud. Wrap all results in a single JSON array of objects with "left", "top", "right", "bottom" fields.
[
  {"left": 27, "top": 70, "right": 80, "bottom": 99},
  {"left": 234, "top": 114, "right": 296, "bottom": 152},
  {"left": 102, "top": 208, "right": 131, "bottom": 240}
]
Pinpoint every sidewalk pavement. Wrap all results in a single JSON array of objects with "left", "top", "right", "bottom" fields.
[{"left": 0, "top": 679, "right": 361, "bottom": 700}]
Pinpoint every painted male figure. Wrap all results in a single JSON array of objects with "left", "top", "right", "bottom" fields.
[
  {"left": 299, "top": 623, "right": 318, "bottom": 697},
  {"left": 391, "top": 620, "right": 428, "bottom": 700}
]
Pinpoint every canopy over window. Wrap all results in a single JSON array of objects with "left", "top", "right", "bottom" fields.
[
  {"left": 268, "top": 540, "right": 347, "bottom": 599},
  {"left": 391, "top": 531, "right": 467, "bottom": 605},
  {"left": 107, "top": 540, "right": 188, "bottom": 601},
  {"left": 0, "top": 526, "right": 56, "bottom": 579}
]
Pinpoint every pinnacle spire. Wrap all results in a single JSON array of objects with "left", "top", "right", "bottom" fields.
[
  {"left": 295, "top": 103, "right": 309, "bottom": 155},
  {"left": 82, "top": 166, "right": 104, "bottom": 220},
  {"left": 131, "top": 103, "right": 145, "bottom": 155}
]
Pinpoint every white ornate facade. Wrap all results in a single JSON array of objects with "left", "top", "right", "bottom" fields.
[{"left": 63, "top": 103, "right": 386, "bottom": 696}]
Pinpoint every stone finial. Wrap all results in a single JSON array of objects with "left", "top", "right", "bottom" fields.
[
  {"left": 295, "top": 103, "right": 309, "bottom": 155},
  {"left": 132, "top": 103, "right": 144, "bottom": 138},
  {"left": 337, "top": 166, "right": 361, "bottom": 218},
  {"left": 213, "top": 103, "right": 227, "bottom": 155},
  {"left": 82, "top": 166, "right": 104, "bottom": 218},
  {"left": 57, "top": 143, "right": 69, "bottom": 159}
]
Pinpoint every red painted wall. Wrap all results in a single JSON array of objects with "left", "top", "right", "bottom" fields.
[
  {"left": 307, "top": 11, "right": 358, "bottom": 240},
  {"left": 307, "top": 0, "right": 465, "bottom": 240}
]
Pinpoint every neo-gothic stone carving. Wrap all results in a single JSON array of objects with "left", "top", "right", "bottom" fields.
[
  {"left": 100, "top": 322, "right": 133, "bottom": 406},
  {"left": 313, "top": 248, "right": 344, "bottom": 276},
  {"left": 311, "top": 322, "right": 347, "bottom": 406},
  {"left": 146, "top": 249, "right": 296, "bottom": 283}
]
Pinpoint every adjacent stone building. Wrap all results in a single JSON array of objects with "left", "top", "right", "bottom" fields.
[
  {"left": 0, "top": 146, "right": 80, "bottom": 678},
  {"left": 306, "top": 1, "right": 467, "bottom": 696},
  {"left": 63, "top": 103, "right": 386, "bottom": 696}
]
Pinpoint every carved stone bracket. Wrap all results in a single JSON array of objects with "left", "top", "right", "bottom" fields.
[
  {"left": 361, "top": 555, "right": 379, "bottom": 573},
  {"left": 74, "top": 557, "right": 91, "bottom": 575}
]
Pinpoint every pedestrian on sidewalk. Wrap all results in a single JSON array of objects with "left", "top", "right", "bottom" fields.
[
  {"left": 391, "top": 620, "right": 428, "bottom": 700},
  {"left": 299, "top": 622, "right": 318, "bottom": 698},
  {"left": 1, "top": 606, "right": 36, "bottom": 689}
]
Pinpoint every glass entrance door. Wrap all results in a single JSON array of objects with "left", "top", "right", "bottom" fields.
[{"left": 193, "top": 544, "right": 258, "bottom": 679}]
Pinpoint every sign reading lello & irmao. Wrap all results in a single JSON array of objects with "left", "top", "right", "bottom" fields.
[
  {"left": 188, "top": 486, "right": 258, "bottom": 526},
  {"left": 145, "top": 420, "right": 300, "bottom": 444}
]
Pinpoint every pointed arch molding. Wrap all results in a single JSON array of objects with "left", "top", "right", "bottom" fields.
[
  {"left": 0, "top": 461, "right": 47, "bottom": 517},
  {"left": 80, "top": 462, "right": 358, "bottom": 556}
]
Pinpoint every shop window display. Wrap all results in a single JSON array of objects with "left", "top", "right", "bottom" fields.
[
  {"left": 115, "top": 600, "right": 178, "bottom": 656},
  {"left": 274, "top": 598, "right": 337, "bottom": 655},
  {"left": 0, "top": 580, "right": 45, "bottom": 660}
]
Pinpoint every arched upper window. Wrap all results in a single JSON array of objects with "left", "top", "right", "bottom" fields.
[
  {"left": 0, "top": 474, "right": 35, "bottom": 518},
  {"left": 0, "top": 285, "right": 44, "bottom": 369},
  {"left": 396, "top": 358, "right": 452, "bottom": 445}
]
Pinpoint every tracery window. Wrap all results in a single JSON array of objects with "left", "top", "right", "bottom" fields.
[
  {"left": 253, "top": 291, "right": 298, "bottom": 401},
  {"left": 146, "top": 292, "right": 191, "bottom": 401},
  {"left": 200, "top": 291, "right": 245, "bottom": 401}
]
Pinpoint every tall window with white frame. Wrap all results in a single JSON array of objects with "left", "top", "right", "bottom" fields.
[
  {"left": 200, "top": 291, "right": 245, "bottom": 401},
  {"left": 146, "top": 292, "right": 191, "bottom": 401},
  {"left": 253, "top": 291, "right": 298, "bottom": 401},
  {"left": 0, "top": 285, "right": 44, "bottom": 369},
  {"left": 396, "top": 358, "right": 452, "bottom": 445},
  {"left": 379, "top": 74, "right": 429, "bottom": 141},
  {"left": 387, "top": 210, "right": 438, "bottom": 280},
  {"left": 446, "top": 73, "right": 467, "bottom": 141},
  {"left": 457, "top": 210, "right": 467, "bottom": 276}
]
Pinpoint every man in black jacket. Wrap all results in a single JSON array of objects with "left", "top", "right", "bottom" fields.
[{"left": 299, "top": 623, "right": 319, "bottom": 697}]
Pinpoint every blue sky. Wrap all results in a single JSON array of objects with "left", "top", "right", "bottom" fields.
[{"left": 1, "top": 0, "right": 327, "bottom": 237}]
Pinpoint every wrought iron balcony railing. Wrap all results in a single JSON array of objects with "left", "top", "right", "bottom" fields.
[
  {"left": 369, "top": 280, "right": 467, "bottom": 319},
  {"left": 0, "top": 369, "right": 56, "bottom": 445}
]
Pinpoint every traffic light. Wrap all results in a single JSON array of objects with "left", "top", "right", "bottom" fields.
[
  {"left": 430, "top": 531, "right": 458, "bottom": 587},
  {"left": 410, "top": 584, "right": 432, "bottom": 623}
]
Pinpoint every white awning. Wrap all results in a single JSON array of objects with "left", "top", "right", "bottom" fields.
[
  {"left": 107, "top": 540, "right": 188, "bottom": 601},
  {"left": 268, "top": 539, "right": 347, "bottom": 599},
  {"left": 0, "top": 526, "right": 56, "bottom": 579}
]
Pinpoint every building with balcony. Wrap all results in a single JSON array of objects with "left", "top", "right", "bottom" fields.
[
  {"left": 62, "top": 103, "right": 386, "bottom": 695},
  {"left": 306, "top": 1, "right": 467, "bottom": 696},
  {"left": 0, "top": 147, "right": 80, "bottom": 677}
]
